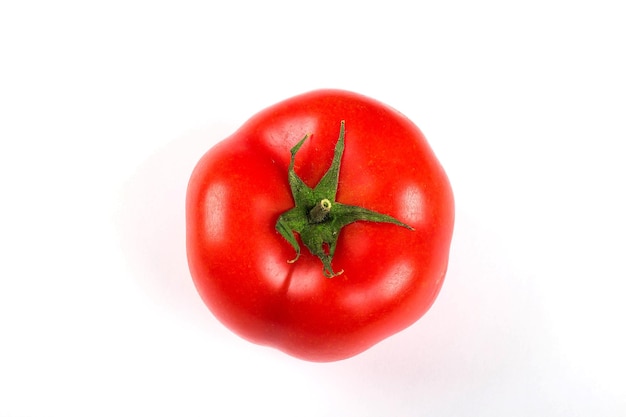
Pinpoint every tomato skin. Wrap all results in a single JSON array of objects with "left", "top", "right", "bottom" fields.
[{"left": 186, "top": 90, "right": 454, "bottom": 362}]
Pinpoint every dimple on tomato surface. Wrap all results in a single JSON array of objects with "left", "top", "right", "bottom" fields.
[{"left": 186, "top": 89, "right": 454, "bottom": 362}]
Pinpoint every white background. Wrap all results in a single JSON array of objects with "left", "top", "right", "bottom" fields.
[{"left": 1, "top": 0, "right": 625, "bottom": 416}]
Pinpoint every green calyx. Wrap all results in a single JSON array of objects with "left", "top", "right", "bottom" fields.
[{"left": 275, "top": 120, "right": 413, "bottom": 278}]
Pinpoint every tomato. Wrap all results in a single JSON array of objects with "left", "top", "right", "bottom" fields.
[{"left": 186, "top": 90, "right": 454, "bottom": 362}]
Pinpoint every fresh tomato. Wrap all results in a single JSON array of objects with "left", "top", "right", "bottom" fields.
[{"left": 186, "top": 90, "right": 454, "bottom": 362}]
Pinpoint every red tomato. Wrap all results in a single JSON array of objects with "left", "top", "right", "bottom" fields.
[{"left": 186, "top": 90, "right": 454, "bottom": 362}]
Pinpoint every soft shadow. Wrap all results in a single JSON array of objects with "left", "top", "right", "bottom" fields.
[{"left": 115, "top": 123, "right": 234, "bottom": 327}]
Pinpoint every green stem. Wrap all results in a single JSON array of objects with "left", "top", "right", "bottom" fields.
[
  {"left": 308, "top": 199, "right": 332, "bottom": 223},
  {"left": 275, "top": 121, "right": 413, "bottom": 278}
]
